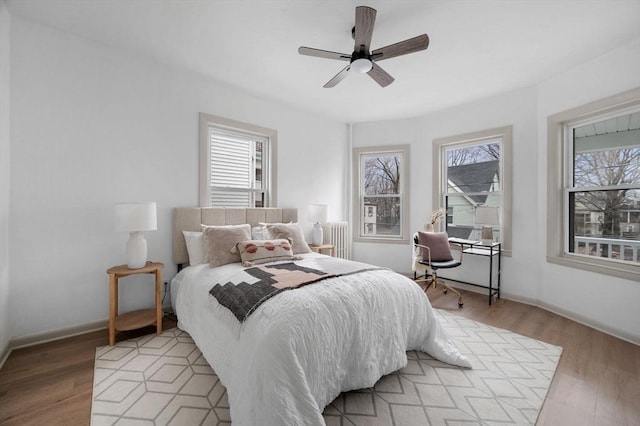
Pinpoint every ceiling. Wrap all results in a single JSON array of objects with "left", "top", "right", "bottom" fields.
[{"left": 6, "top": 0, "right": 640, "bottom": 123}]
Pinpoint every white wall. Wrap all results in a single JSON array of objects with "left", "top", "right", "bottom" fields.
[
  {"left": 536, "top": 38, "right": 640, "bottom": 343},
  {"left": 8, "top": 16, "right": 347, "bottom": 339},
  {"left": 351, "top": 38, "right": 640, "bottom": 343},
  {"left": 0, "top": 0, "right": 11, "bottom": 359}
]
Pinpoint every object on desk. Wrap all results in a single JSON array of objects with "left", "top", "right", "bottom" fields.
[
  {"left": 475, "top": 206, "right": 499, "bottom": 245},
  {"left": 412, "top": 232, "right": 464, "bottom": 307},
  {"left": 424, "top": 208, "right": 445, "bottom": 232}
]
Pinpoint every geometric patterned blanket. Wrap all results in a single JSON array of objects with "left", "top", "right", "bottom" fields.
[{"left": 209, "top": 256, "right": 381, "bottom": 322}]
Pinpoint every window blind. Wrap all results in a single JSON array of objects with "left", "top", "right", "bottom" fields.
[{"left": 208, "top": 127, "right": 267, "bottom": 207}]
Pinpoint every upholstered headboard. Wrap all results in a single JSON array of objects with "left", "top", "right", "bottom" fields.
[{"left": 172, "top": 207, "right": 298, "bottom": 265}]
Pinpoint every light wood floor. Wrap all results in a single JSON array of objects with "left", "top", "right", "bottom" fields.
[{"left": 1, "top": 290, "right": 639, "bottom": 426}]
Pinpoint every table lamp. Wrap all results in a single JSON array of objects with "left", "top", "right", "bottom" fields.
[
  {"left": 115, "top": 202, "right": 157, "bottom": 269},
  {"left": 475, "top": 206, "right": 499, "bottom": 245},
  {"left": 308, "top": 204, "right": 328, "bottom": 246}
]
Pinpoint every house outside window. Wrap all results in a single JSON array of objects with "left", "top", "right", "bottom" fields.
[
  {"left": 433, "top": 126, "right": 512, "bottom": 254},
  {"left": 547, "top": 88, "right": 639, "bottom": 281},
  {"left": 353, "top": 145, "right": 410, "bottom": 243},
  {"left": 199, "top": 113, "right": 277, "bottom": 207}
]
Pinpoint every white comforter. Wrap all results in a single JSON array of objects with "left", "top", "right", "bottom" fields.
[{"left": 171, "top": 253, "right": 471, "bottom": 425}]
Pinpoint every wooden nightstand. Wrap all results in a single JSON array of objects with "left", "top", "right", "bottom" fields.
[
  {"left": 106, "top": 262, "right": 164, "bottom": 346},
  {"left": 309, "top": 244, "right": 336, "bottom": 257}
]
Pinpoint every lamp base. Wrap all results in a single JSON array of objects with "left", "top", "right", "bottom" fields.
[
  {"left": 312, "top": 223, "right": 324, "bottom": 246},
  {"left": 126, "top": 231, "right": 148, "bottom": 269},
  {"left": 480, "top": 226, "right": 494, "bottom": 245}
]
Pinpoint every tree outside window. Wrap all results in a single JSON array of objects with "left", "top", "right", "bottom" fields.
[
  {"left": 354, "top": 145, "right": 410, "bottom": 243},
  {"left": 568, "top": 110, "right": 640, "bottom": 263},
  {"left": 363, "top": 154, "right": 401, "bottom": 236}
]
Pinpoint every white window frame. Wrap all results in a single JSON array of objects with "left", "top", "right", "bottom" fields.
[
  {"left": 547, "top": 88, "right": 640, "bottom": 280},
  {"left": 353, "top": 145, "right": 410, "bottom": 244},
  {"left": 433, "top": 126, "right": 513, "bottom": 255},
  {"left": 199, "top": 113, "right": 277, "bottom": 207}
]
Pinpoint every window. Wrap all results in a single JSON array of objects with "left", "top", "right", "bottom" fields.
[
  {"left": 199, "top": 113, "right": 277, "bottom": 207},
  {"left": 547, "top": 88, "right": 640, "bottom": 280},
  {"left": 353, "top": 145, "right": 410, "bottom": 243},
  {"left": 433, "top": 126, "right": 512, "bottom": 254}
]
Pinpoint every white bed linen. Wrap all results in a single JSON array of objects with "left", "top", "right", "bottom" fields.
[{"left": 171, "top": 253, "right": 471, "bottom": 425}]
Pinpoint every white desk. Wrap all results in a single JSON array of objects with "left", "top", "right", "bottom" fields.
[{"left": 447, "top": 238, "right": 501, "bottom": 305}]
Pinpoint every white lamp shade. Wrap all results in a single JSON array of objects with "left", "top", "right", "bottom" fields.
[
  {"left": 308, "top": 204, "right": 328, "bottom": 224},
  {"left": 475, "top": 206, "right": 499, "bottom": 226},
  {"left": 115, "top": 202, "right": 157, "bottom": 232}
]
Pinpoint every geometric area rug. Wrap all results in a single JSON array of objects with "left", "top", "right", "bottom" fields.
[{"left": 91, "top": 309, "right": 562, "bottom": 425}]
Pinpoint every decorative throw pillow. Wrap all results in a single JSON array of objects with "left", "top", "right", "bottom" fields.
[
  {"left": 183, "top": 231, "right": 205, "bottom": 265},
  {"left": 264, "top": 223, "right": 312, "bottom": 254},
  {"left": 203, "top": 224, "right": 252, "bottom": 267},
  {"left": 418, "top": 231, "right": 453, "bottom": 262},
  {"left": 235, "top": 239, "right": 296, "bottom": 266}
]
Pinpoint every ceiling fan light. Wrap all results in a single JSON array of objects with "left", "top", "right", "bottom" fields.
[{"left": 350, "top": 58, "right": 372, "bottom": 74}]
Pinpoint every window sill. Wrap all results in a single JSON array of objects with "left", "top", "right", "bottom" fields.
[{"left": 546, "top": 253, "right": 639, "bottom": 282}]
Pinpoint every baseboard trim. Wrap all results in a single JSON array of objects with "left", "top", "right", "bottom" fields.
[
  {"left": 537, "top": 300, "right": 640, "bottom": 346},
  {"left": 500, "top": 291, "right": 639, "bottom": 346},
  {"left": 9, "top": 319, "right": 107, "bottom": 351},
  {"left": 0, "top": 341, "right": 10, "bottom": 370},
  {"left": 499, "top": 291, "right": 539, "bottom": 306}
]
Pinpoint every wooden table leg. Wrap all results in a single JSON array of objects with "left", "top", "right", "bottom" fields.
[{"left": 155, "top": 270, "right": 162, "bottom": 335}]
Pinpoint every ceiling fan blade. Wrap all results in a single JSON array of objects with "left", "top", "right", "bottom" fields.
[
  {"left": 323, "top": 65, "right": 351, "bottom": 88},
  {"left": 367, "top": 62, "right": 394, "bottom": 87},
  {"left": 371, "top": 34, "right": 429, "bottom": 61},
  {"left": 354, "top": 6, "right": 376, "bottom": 53},
  {"left": 298, "top": 46, "right": 352, "bottom": 61}
]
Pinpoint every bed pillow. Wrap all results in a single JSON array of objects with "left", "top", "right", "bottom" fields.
[
  {"left": 235, "top": 239, "right": 296, "bottom": 266},
  {"left": 254, "top": 221, "right": 292, "bottom": 240},
  {"left": 417, "top": 231, "right": 453, "bottom": 262},
  {"left": 183, "top": 231, "right": 205, "bottom": 265},
  {"left": 251, "top": 225, "right": 266, "bottom": 240},
  {"left": 203, "top": 224, "right": 252, "bottom": 267},
  {"left": 264, "top": 223, "right": 312, "bottom": 254}
]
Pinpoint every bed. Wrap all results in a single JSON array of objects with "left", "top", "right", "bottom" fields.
[{"left": 171, "top": 207, "right": 471, "bottom": 425}]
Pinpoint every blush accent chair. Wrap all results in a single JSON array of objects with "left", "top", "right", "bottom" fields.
[{"left": 412, "top": 231, "right": 464, "bottom": 307}]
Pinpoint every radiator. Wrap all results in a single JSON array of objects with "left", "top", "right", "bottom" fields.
[{"left": 322, "top": 221, "right": 351, "bottom": 259}]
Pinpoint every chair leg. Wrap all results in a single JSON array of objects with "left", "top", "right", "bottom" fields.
[
  {"left": 414, "top": 276, "right": 436, "bottom": 293},
  {"left": 433, "top": 271, "right": 464, "bottom": 308}
]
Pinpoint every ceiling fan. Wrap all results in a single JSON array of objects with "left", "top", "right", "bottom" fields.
[{"left": 298, "top": 5, "right": 429, "bottom": 88}]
